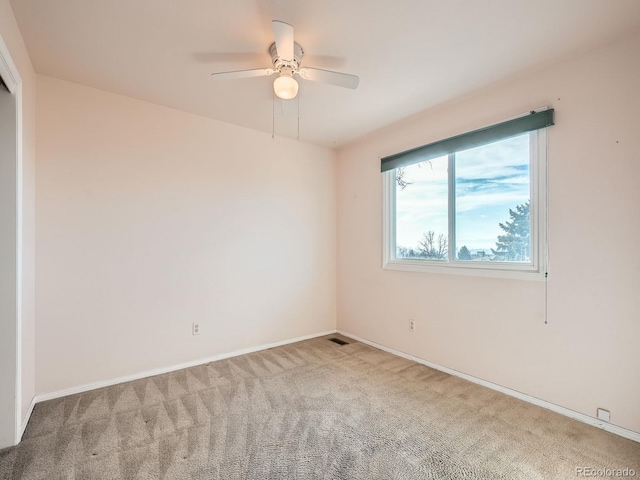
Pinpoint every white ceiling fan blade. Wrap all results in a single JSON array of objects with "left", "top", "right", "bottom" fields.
[
  {"left": 297, "top": 67, "right": 359, "bottom": 89},
  {"left": 210, "top": 68, "right": 275, "bottom": 81},
  {"left": 272, "top": 20, "right": 294, "bottom": 60}
]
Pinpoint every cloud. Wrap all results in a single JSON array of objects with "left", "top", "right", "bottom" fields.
[{"left": 393, "top": 134, "right": 531, "bottom": 251}]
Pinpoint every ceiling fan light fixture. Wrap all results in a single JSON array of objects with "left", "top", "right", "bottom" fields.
[{"left": 273, "top": 73, "right": 298, "bottom": 100}]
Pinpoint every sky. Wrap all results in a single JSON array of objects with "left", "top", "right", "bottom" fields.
[{"left": 395, "top": 133, "right": 530, "bottom": 255}]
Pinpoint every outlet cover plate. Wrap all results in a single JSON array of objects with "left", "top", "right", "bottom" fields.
[{"left": 597, "top": 408, "right": 610, "bottom": 422}]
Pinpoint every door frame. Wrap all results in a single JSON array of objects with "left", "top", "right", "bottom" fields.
[{"left": 0, "top": 30, "right": 24, "bottom": 447}]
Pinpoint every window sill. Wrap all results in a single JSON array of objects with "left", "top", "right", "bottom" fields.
[{"left": 383, "top": 259, "right": 546, "bottom": 281}]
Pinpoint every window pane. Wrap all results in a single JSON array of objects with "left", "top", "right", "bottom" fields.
[
  {"left": 395, "top": 155, "right": 448, "bottom": 260},
  {"left": 455, "top": 134, "right": 531, "bottom": 262}
]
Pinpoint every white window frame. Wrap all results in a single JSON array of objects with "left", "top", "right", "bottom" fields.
[{"left": 383, "top": 129, "right": 547, "bottom": 281}]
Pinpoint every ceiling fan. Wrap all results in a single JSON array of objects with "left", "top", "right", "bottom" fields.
[{"left": 211, "top": 21, "right": 359, "bottom": 100}]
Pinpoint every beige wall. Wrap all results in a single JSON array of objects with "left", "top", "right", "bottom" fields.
[
  {"left": 35, "top": 76, "right": 337, "bottom": 394},
  {"left": 337, "top": 30, "right": 640, "bottom": 433},
  {"left": 0, "top": 0, "right": 36, "bottom": 441}
]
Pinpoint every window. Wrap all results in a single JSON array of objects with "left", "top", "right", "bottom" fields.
[{"left": 382, "top": 110, "right": 553, "bottom": 280}]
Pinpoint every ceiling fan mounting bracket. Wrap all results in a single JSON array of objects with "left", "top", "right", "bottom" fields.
[{"left": 269, "top": 42, "right": 304, "bottom": 74}]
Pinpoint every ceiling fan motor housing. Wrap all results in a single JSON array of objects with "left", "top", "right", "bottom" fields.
[{"left": 269, "top": 42, "right": 304, "bottom": 74}]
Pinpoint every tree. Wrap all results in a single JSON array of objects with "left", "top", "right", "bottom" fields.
[
  {"left": 396, "top": 167, "right": 413, "bottom": 190},
  {"left": 396, "top": 161, "right": 432, "bottom": 190},
  {"left": 492, "top": 201, "right": 530, "bottom": 261},
  {"left": 458, "top": 245, "right": 471, "bottom": 260},
  {"left": 418, "top": 231, "right": 448, "bottom": 260},
  {"left": 397, "top": 246, "right": 421, "bottom": 258}
]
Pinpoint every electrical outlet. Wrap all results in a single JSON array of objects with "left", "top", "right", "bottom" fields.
[
  {"left": 409, "top": 319, "right": 416, "bottom": 332},
  {"left": 192, "top": 323, "right": 200, "bottom": 335},
  {"left": 597, "top": 408, "right": 610, "bottom": 422}
]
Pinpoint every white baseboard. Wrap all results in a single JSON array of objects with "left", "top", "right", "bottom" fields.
[
  {"left": 338, "top": 330, "right": 640, "bottom": 444},
  {"left": 20, "top": 396, "right": 36, "bottom": 440},
  {"left": 33, "top": 329, "right": 338, "bottom": 404}
]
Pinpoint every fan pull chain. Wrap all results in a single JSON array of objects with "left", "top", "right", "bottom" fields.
[
  {"left": 297, "top": 93, "right": 300, "bottom": 140},
  {"left": 272, "top": 94, "right": 275, "bottom": 139}
]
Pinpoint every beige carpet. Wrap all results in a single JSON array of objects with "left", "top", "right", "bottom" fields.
[{"left": 1, "top": 335, "right": 638, "bottom": 479}]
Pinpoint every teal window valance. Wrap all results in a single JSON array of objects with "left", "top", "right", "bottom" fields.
[{"left": 380, "top": 109, "right": 554, "bottom": 172}]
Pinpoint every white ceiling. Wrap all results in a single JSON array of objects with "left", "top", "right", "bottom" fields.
[{"left": 10, "top": 0, "right": 640, "bottom": 148}]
